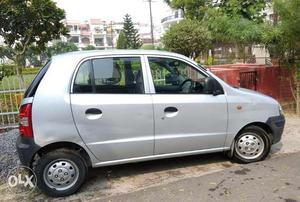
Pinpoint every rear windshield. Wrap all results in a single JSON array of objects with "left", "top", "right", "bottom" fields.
[{"left": 24, "top": 61, "right": 51, "bottom": 98}]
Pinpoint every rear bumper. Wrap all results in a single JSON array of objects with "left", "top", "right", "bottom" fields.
[
  {"left": 266, "top": 115, "right": 285, "bottom": 144},
  {"left": 16, "top": 136, "right": 40, "bottom": 167}
]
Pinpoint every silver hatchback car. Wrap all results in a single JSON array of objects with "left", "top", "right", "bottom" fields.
[{"left": 17, "top": 50, "right": 285, "bottom": 197}]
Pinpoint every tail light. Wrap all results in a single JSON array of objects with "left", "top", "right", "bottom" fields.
[{"left": 19, "top": 103, "right": 33, "bottom": 138}]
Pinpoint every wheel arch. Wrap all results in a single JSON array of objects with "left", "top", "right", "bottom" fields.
[
  {"left": 33, "top": 141, "right": 92, "bottom": 167},
  {"left": 227, "top": 122, "right": 273, "bottom": 158},
  {"left": 236, "top": 122, "right": 273, "bottom": 142}
]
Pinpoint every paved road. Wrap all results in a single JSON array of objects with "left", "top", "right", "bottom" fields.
[{"left": 102, "top": 152, "right": 300, "bottom": 202}]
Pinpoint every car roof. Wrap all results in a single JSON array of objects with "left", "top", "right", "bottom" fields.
[{"left": 52, "top": 49, "right": 189, "bottom": 62}]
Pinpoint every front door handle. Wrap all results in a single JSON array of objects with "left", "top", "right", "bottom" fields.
[
  {"left": 164, "top": 107, "right": 178, "bottom": 118},
  {"left": 85, "top": 108, "right": 102, "bottom": 120}
]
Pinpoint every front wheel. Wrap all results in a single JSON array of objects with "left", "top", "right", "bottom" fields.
[
  {"left": 34, "top": 149, "right": 88, "bottom": 197},
  {"left": 232, "top": 126, "right": 271, "bottom": 163}
]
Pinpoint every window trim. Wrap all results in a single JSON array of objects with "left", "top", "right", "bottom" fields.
[
  {"left": 70, "top": 55, "right": 150, "bottom": 94},
  {"left": 145, "top": 55, "right": 212, "bottom": 95},
  {"left": 24, "top": 60, "right": 51, "bottom": 98}
]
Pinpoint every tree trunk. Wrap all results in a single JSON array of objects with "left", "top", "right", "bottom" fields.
[
  {"left": 16, "top": 66, "right": 25, "bottom": 89},
  {"left": 15, "top": 54, "right": 25, "bottom": 89},
  {"left": 243, "top": 45, "right": 246, "bottom": 63},
  {"left": 296, "top": 79, "right": 300, "bottom": 116},
  {"left": 211, "top": 49, "right": 215, "bottom": 65}
]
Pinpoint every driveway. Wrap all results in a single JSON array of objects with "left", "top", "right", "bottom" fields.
[{"left": 0, "top": 115, "right": 299, "bottom": 201}]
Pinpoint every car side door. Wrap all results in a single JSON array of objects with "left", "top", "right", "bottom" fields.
[
  {"left": 146, "top": 56, "right": 228, "bottom": 155},
  {"left": 70, "top": 56, "right": 154, "bottom": 162}
]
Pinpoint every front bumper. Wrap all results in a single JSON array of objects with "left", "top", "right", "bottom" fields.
[
  {"left": 266, "top": 115, "right": 285, "bottom": 144},
  {"left": 16, "top": 136, "right": 40, "bottom": 167}
]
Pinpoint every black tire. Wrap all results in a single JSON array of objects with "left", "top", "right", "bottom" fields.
[
  {"left": 34, "top": 149, "right": 88, "bottom": 197},
  {"left": 232, "top": 125, "right": 271, "bottom": 164}
]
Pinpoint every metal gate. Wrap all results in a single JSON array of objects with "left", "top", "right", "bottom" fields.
[
  {"left": 0, "top": 76, "right": 32, "bottom": 129},
  {"left": 239, "top": 71, "right": 257, "bottom": 90}
]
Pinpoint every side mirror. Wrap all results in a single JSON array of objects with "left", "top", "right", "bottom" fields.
[{"left": 204, "top": 77, "right": 224, "bottom": 96}]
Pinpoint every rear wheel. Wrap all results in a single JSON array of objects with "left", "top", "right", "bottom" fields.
[
  {"left": 34, "top": 149, "right": 88, "bottom": 197},
  {"left": 232, "top": 126, "right": 271, "bottom": 163}
]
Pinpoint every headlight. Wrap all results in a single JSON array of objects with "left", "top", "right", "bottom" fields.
[{"left": 278, "top": 104, "right": 283, "bottom": 115}]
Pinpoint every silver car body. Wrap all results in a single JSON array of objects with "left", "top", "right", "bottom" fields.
[{"left": 23, "top": 50, "right": 281, "bottom": 167}]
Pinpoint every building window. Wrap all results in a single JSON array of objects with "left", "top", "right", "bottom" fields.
[
  {"left": 175, "top": 11, "right": 178, "bottom": 18},
  {"left": 67, "top": 25, "right": 73, "bottom": 31},
  {"left": 106, "top": 36, "right": 113, "bottom": 46},
  {"left": 94, "top": 27, "right": 102, "bottom": 33},
  {"left": 94, "top": 38, "right": 104, "bottom": 46},
  {"left": 68, "top": 36, "right": 79, "bottom": 43},
  {"left": 81, "top": 37, "right": 90, "bottom": 45}
]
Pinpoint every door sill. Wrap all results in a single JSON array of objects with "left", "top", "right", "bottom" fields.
[{"left": 93, "top": 147, "right": 230, "bottom": 167}]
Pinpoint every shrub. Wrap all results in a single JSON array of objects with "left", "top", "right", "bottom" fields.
[
  {"left": 0, "top": 64, "right": 16, "bottom": 81},
  {"left": 0, "top": 64, "right": 40, "bottom": 79},
  {"left": 22, "top": 67, "right": 40, "bottom": 75}
]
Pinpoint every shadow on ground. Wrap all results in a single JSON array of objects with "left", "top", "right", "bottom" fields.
[
  {"left": 21, "top": 152, "right": 233, "bottom": 201},
  {"left": 88, "top": 152, "right": 230, "bottom": 183}
]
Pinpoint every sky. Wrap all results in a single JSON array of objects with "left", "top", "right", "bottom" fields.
[{"left": 53, "top": 0, "right": 171, "bottom": 26}]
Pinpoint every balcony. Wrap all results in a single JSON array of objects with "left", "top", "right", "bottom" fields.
[{"left": 161, "top": 11, "right": 184, "bottom": 24}]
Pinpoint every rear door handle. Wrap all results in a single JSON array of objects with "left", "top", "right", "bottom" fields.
[
  {"left": 164, "top": 107, "right": 178, "bottom": 118},
  {"left": 85, "top": 108, "right": 102, "bottom": 120}
]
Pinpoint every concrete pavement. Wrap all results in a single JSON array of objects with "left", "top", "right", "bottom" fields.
[{"left": 102, "top": 152, "right": 300, "bottom": 202}]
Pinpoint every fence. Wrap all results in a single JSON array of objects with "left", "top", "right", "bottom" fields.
[
  {"left": 211, "top": 56, "right": 272, "bottom": 66},
  {"left": 0, "top": 75, "right": 34, "bottom": 129}
]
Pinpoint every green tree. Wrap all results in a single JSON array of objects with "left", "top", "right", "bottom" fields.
[
  {"left": 163, "top": 0, "right": 270, "bottom": 63},
  {"left": 205, "top": 9, "right": 276, "bottom": 61},
  {"left": 165, "top": 0, "right": 268, "bottom": 21},
  {"left": 116, "top": 31, "right": 128, "bottom": 49},
  {"left": 0, "top": 64, "right": 15, "bottom": 82},
  {"left": 271, "top": 0, "right": 300, "bottom": 115},
  {"left": 0, "top": 46, "right": 15, "bottom": 62},
  {"left": 24, "top": 45, "right": 43, "bottom": 67},
  {"left": 82, "top": 45, "right": 96, "bottom": 50},
  {"left": 141, "top": 44, "right": 155, "bottom": 50},
  {"left": 218, "top": 0, "right": 269, "bottom": 22},
  {"left": 46, "top": 41, "right": 78, "bottom": 57},
  {"left": 122, "top": 14, "right": 143, "bottom": 49},
  {"left": 164, "top": 0, "right": 212, "bottom": 21},
  {"left": 162, "top": 19, "right": 211, "bottom": 58},
  {"left": 0, "top": 0, "right": 67, "bottom": 86}
]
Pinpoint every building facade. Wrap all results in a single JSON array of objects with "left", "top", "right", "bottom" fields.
[{"left": 61, "top": 19, "right": 160, "bottom": 50}]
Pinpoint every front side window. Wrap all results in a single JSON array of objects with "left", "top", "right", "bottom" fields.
[
  {"left": 148, "top": 57, "right": 207, "bottom": 94},
  {"left": 73, "top": 57, "right": 144, "bottom": 94}
]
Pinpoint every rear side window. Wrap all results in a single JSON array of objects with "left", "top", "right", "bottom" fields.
[
  {"left": 24, "top": 61, "right": 51, "bottom": 98},
  {"left": 73, "top": 57, "right": 144, "bottom": 94},
  {"left": 73, "top": 60, "right": 93, "bottom": 93}
]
